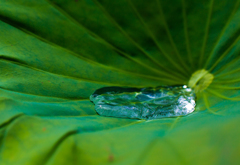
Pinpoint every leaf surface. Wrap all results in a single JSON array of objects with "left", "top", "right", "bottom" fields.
[{"left": 0, "top": 0, "right": 240, "bottom": 164}]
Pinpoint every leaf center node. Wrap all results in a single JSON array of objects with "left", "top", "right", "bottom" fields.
[{"left": 188, "top": 69, "right": 214, "bottom": 93}]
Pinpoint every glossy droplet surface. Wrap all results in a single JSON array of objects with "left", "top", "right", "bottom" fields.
[{"left": 90, "top": 85, "right": 196, "bottom": 120}]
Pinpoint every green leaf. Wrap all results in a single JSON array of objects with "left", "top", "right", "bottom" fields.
[{"left": 0, "top": 0, "right": 239, "bottom": 164}]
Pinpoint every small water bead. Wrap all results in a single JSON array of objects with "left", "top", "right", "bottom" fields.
[{"left": 90, "top": 85, "right": 196, "bottom": 120}]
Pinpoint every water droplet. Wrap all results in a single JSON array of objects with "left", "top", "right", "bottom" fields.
[{"left": 90, "top": 85, "right": 196, "bottom": 120}]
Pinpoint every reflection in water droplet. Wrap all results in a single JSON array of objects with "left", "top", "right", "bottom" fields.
[{"left": 90, "top": 85, "right": 196, "bottom": 120}]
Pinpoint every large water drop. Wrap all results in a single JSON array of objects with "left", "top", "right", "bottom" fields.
[{"left": 90, "top": 85, "right": 196, "bottom": 120}]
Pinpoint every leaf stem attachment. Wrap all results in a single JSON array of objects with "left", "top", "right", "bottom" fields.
[{"left": 188, "top": 69, "right": 214, "bottom": 93}]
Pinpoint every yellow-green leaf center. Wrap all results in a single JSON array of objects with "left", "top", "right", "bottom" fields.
[{"left": 188, "top": 69, "right": 214, "bottom": 93}]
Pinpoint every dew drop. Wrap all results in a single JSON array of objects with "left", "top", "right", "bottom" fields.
[{"left": 90, "top": 85, "right": 196, "bottom": 120}]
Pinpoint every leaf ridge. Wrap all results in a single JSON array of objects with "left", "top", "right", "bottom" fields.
[
  {"left": 212, "top": 56, "right": 240, "bottom": 75},
  {"left": 181, "top": 0, "right": 193, "bottom": 69},
  {"left": 213, "top": 78, "right": 240, "bottom": 84},
  {"left": 0, "top": 114, "right": 25, "bottom": 129},
  {"left": 210, "top": 85, "right": 240, "bottom": 90},
  {"left": 208, "top": 35, "right": 240, "bottom": 72},
  {"left": 168, "top": 117, "right": 181, "bottom": 132},
  {"left": 92, "top": 0, "right": 180, "bottom": 74},
  {"left": 0, "top": 57, "right": 180, "bottom": 85},
  {"left": 127, "top": 0, "right": 189, "bottom": 77},
  {"left": 204, "top": 0, "right": 240, "bottom": 69},
  {"left": 199, "top": 0, "right": 214, "bottom": 68},
  {"left": 207, "top": 89, "right": 240, "bottom": 101},
  {"left": 203, "top": 92, "right": 222, "bottom": 115},
  {"left": 45, "top": 0, "right": 182, "bottom": 79},
  {"left": 43, "top": 130, "right": 79, "bottom": 165},
  {"left": 156, "top": 0, "right": 191, "bottom": 74},
  {"left": 214, "top": 68, "right": 240, "bottom": 78},
  {"left": 0, "top": 19, "right": 181, "bottom": 82},
  {"left": 0, "top": 86, "right": 89, "bottom": 100}
]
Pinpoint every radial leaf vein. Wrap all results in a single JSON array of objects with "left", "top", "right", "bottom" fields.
[
  {"left": 92, "top": 0, "right": 176, "bottom": 74},
  {"left": 206, "top": 89, "right": 240, "bottom": 101},
  {"left": 199, "top": 0, "right": 214, "bottom": 68},
  {"left": 208, "top": 35, "right": 240, "bottom": 72},
  {"left": 43, "top": 130, "right": 79, "bottom": 165},
  {"left": 134, "top": 138, "right": 160, "bottom": 165},
  {"left": 0, "top": 114, "right": 25, "bottom": 129},
  {"left": 0, "top": 58, "right": 182, "bottom": 87},
  {"left": 156, "top": 0, "right": 191, "bottom": 74},
  {"left": 127, "top": 0, "right": 189, "bottom": 77},
  {"left": 204, "top": 0, "right": 240, "bottom": 69},
  {"left": 214, "top": 68, "right": 240, "bottom": 78},
  {"left": 45, "top": 0, "right": 182, "bottom": 79},
  {"left": 212, "top": 56, "right": 240, "bottom": 75},
  {"left": 168, "top": 117, "right": 180, "bottom": 132},
  {"left": 209, "top": 85, "right": 240, "bottom": 90},
  {"left": 0, "top": 18, "right": 183, "bottom": 82},
  {"left": 213, "top": 78, "right": 240, "bottom": 84},
  {"left": 203, "top": 92, "right": 222, "bottom": 115},
  {"left": 0, "top": 87, "right": 85, "bottom": 101},
  {"left": 181, "top": 0, "right": 193, "bottom": 68}
]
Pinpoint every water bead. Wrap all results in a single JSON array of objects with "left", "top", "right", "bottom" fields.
[{"left": 90, "top": 85, "right": 196, "bottom": 120}]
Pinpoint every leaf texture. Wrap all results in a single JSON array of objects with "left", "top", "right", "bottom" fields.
[{"left": 0, "top": 0, "right": 240, "bottom": 164}]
